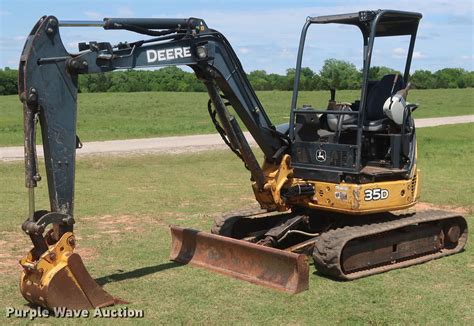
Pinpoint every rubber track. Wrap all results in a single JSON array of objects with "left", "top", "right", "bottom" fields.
[{"left": 313, "top": 209, "right": 468, "bottom": 280}]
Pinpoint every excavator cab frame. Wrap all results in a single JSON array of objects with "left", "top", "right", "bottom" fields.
[{"left": 288, "top": 10, "right": 421, "bottom": 184}]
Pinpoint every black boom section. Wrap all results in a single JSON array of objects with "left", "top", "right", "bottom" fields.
[
  {"left": 199, "top": 33, "right": 287, "bottom": 160},
  {"left": 18, "top": 15, "right": 288, "bottom": 240},
  {"left": 19, "top": 16, "right": 77, "bottom": 236},
  {"left": 66, "top": 20, "right": 286, "bottom": 159}
]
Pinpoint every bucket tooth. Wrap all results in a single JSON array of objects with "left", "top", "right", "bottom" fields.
[
  {"left": 19, "top": 232, "right": 118, "bottom": 310},
  {"left": 170, "top": 225, "right": 309, "bottom": 294}
]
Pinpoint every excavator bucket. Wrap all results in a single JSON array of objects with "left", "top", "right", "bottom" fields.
[
  {"left": 19, "top": 232, "right": 118, "bottom": 310},
  {"left": 169, "top": 226, "right": 309, "bottom": 293}
]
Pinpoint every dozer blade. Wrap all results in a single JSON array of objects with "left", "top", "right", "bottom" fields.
[
  {"left": 169, "top": 225, "right": 309, "bottom": 294},
  {"left": 20, "top": 232, "right": 119, "bottom": 310}
]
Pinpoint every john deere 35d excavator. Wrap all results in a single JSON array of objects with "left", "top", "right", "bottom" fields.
[{"left": 18, "top": 10, "right": 467, "bottom": 309}]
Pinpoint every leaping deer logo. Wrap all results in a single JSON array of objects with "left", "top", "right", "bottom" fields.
[{"left": 316, "top": 149, "right": 326, "bottom": 162}]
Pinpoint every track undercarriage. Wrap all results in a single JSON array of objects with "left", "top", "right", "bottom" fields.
[{"left": 210, "top": 206, "right": 468, "bottom": 280}]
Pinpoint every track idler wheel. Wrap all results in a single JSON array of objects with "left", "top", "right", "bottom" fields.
[
  {"left": 20, "top": 232, "right": 119, "bottom": 309},
  {"left": 445, "top": 224, "right": 461, "bottom": 244}
]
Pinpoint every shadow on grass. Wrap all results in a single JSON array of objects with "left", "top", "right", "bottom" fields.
[
  {"left": 312, "top": 270, "right": 347, "bottom": 282},
  {"left": 96, "top": 262, "right": 182, "bottom": 286}
]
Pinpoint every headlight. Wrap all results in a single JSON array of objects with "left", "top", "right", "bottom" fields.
[{"left": 196, "top": 46, "right": 208, "bottom": 59}]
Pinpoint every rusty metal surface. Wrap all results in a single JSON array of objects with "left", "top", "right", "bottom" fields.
[
  {"left": 341, "top": 225, "right": 443, "bottom": 273},
  {"left": 284, "top": 237, "right": 318, "bottom": 254},
  {"left": 21, "top": 253, "right": 119, "bottom": 309},
  {"left": 169, "top": 225, "right": 309, "bottom": 294},
  {"left": 360, "top": 165, "right": 405, "bottom": 176}
]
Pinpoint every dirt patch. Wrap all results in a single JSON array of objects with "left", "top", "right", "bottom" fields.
[
  {"left": 75, "top": 246, "right": 98, "bottom": 260},
  {"left": 81, "top": 214, "right": 167, "bottom": 236},
  {"left": 0, "top": 234, "right": 31, "bottom": 275},
  {"left": 0, "top": 228, "right": 102, "bottom": 277},
  {"left": 0, "top": 213, "right": 169, "bottom": 278},
  {"left": 415, "top": 202, "right": 469, "bottom": 214},
  {"left": 0, "top": 256, "right": 23, "bottom": 276}
]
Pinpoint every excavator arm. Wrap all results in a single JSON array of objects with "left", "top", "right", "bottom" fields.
[
  {"left": 20, "top": 15, "right": 291, "bottom": 246},
  {"left": 18, "top": 15, "right": 306, "bottom": 309}
]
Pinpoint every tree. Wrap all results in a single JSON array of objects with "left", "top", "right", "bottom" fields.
[
  {"left": 267, "top": 73, "right": 288, "bottom": 90},
  {"left": 459, "top": 71, "right": 474, "bottom": 88},
  {"left": 298, "top": 67, "right": 317, "bottom": 91},
  {"left": 320, "top": 59, "right": 361, "bottom": 90},
  {"left": 2, "top": 63, "right": 473, "bottom": 95},
  {"left": 0, "top": 68, "right": 18, "bottom": 95},
  {"left": 248, "top": 70, "right": 272, "bottom": 90},
  {"left": 434, "top": 68, "right": 468, "bottom": 88},
  {"left": 368, "top": 66, "right": 399, "bottom": 80},
  {"left": 410, "top": 70, "right": 435, "bottom": 89},
  {"left": 285, "top": 68, "right": 296, "bottom": 90}
]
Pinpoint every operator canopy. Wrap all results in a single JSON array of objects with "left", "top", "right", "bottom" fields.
[
  {"left": 309, "top": 10, "right": 422, "bottom": 37},
  {"left": 306, "top": 10, "right": 422, "bottom": 126}
]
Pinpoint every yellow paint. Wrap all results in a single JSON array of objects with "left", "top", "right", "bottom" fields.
[
  {"left": 19, "top": 232, "right": 79, "bottom": 307},
  {"left": 253, "top": 154, "right": 420, "bottom": 215}
]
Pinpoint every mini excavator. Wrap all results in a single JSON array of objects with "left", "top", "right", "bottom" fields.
[{"left": 18, "top": 10, "right": 467, "bottom": 309}]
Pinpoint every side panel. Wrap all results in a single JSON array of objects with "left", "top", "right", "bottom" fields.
[{"left": 291, "top": 172, "right": 420, "bottom": 214}]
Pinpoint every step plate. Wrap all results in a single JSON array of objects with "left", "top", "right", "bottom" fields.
[{"left": 169, "top": 225, "right": 309, "bottom": 294}]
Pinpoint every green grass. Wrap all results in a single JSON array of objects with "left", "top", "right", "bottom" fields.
[
  {"left": 417, "top": 125, "right": 474, "bottom": 208},
  {"left": 0, "top": 124, "right": 472, "bottom": 324},
  {"left": 1, "top": 88, "right": 473, "bottom": 146}
]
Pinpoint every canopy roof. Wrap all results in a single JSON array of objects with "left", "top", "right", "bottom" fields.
[{"left": 309, "top": 10, "right": 422, "bottom": 37}]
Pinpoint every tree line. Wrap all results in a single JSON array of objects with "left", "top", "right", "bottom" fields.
[{"left": 1, "top": 59, "right": 473, "bottom": 95}]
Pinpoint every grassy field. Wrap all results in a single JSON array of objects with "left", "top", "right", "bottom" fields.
[
  {"left": 0, "top": 88, "right": 473, "bottom": 146},
  {"left": 0, "top": 123, "right": 472, "bottom": 324}
]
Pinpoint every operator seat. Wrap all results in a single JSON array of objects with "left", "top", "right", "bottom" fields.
[
  {"left": 326, "top": 74, "right": 404, "bottom": 132},
  {"left": 364, "top": 74, "right": 404, "bottom": 130}
]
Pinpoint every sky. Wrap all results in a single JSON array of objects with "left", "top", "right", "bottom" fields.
[{"left": 0, "top": 0, "right": 472, "bottom": 74}]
